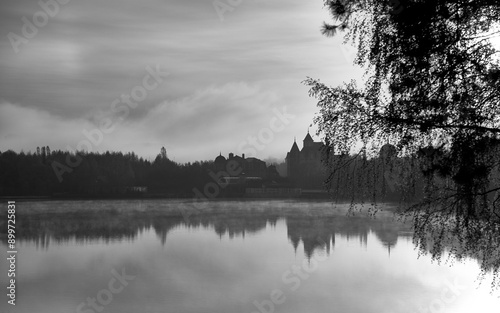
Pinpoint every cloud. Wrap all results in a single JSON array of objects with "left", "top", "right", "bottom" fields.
[
  {"left": 0, "top": 0, "right": 363, "bottom": 162},
  {"left": 0, "top": 101, "right": 91, "bottom": 153},
  {"left": 113, "top": 81, "right": 293, "bottom": 162}
]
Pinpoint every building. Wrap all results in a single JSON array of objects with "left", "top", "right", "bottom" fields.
[
  {"left": 214, "top": 152, "right": 268, "bottom": 178},
  {"left": 286, "top": 132, "right": 326, "bottom": 189},
  {"left": 212, "top": 152, "right": 282, "bottom": 196}
]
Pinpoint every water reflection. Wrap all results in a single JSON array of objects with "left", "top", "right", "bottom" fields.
[
  {"left": 286, "top": 215, "right": 411, "bottom": 258},
  {"left": 1, "top": 200, "right": 499, "bottom": 313},
  {"left": 1, "top": 200, "right": 411, "bottom": 258}
]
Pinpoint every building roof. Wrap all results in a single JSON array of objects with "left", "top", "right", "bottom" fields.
[
  {"left": 302, "top": 141, "right": 323, "bottom": 150},
  {"left": 246, "top": 157, "right": 265, "bottom": 163},
  {"left": 215, "top": 153, "right": 226, "bottom": 163},
  {"left": 303, "top": 132, "right": 314, "bottom": 143}
]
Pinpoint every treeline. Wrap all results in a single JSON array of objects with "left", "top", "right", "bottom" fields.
[
  {"left": 324, "top": 145, "right": 426, "bottom": 203},
  {"left": 0, "top": 147, "right": 215, "bottom": 197}
]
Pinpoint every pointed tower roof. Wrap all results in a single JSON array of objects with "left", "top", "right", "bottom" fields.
[
  {"left": 304, "top": 132, "right": 313, "bottom": 143},
  {"left": 290, "top": 140, "right": 299, "bottom": 153}
]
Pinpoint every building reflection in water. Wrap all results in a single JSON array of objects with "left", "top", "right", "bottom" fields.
[{"left": 1, "top": 200, "right": 412, "bottom": 259}]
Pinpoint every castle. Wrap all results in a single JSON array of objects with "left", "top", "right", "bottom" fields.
[
  {"left": 286, "top": 132, "right": 326, "bottom": 189},
  {"left": 213, "top": 152, "right": 279, "bottom": 181},
  {"left": 210, "top": 131, "right": 327, "bottom": 191}
]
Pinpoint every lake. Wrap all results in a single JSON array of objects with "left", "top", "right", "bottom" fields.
[{"left": 1, "top": 199, "right": 499, "bottom": 313}]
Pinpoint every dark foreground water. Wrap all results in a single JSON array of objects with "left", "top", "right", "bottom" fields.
[{"left": 0, "top": 200, "right": 499, "bottom": 313}]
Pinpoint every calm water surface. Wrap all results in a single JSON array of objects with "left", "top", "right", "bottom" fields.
[{"left": 1, "top": 200, "right": 499, "bottom": 313}]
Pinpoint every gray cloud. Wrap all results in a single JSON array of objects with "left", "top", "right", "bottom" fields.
[{"left": 0, "top": 0, "right": 362, "bottom": 162}]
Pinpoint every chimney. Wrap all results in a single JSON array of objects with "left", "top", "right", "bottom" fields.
[
  {"left": 229, "top": 153, "right": 234, "bottom": 158},
  {"left": 242, "top": 153, "right": 245, "bottom": 159}
]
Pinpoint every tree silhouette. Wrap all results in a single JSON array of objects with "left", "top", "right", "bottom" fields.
[
  {"left": 306, "top": 0, "right": 500, "bottom": 289},
  {"left": 0, "top": 148, "right": 220, "bottom": 198},
  {"left": 160, "top": 146, "right": 167, "bottom": 159}
]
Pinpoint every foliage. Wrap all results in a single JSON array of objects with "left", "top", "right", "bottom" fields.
[
  {"left": 307, "top": 0, "right": 500, "bottom": 289},
  {"left": 0, "top": 147, "right": 213, "bottom": 197}
]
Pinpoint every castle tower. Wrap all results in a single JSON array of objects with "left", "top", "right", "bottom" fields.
[
  {"left": 286, "top": 138, "right": 300, "bottom": 180},
  {"left": 214, "top": 152, "right": 227, "bottom": 172},
  {"left": 303, "top": 131, "right": 314, "bottom": 148}
]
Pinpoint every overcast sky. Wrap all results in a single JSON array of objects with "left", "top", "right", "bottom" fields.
[{"left": 0, "top": 0, "right": 363, "bottom": 163}]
